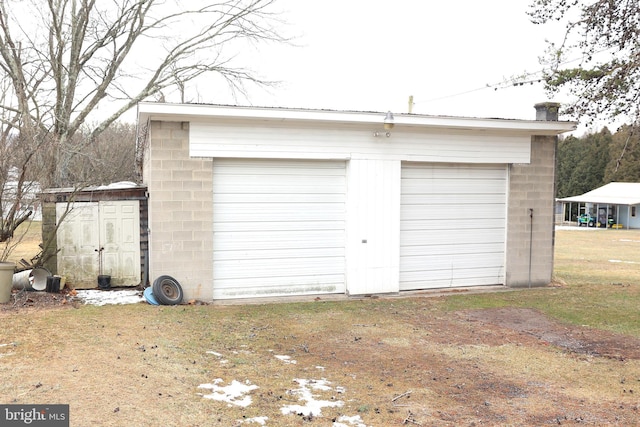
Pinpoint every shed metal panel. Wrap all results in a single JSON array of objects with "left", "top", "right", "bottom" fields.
[
  {"left": 190, "top": 121, "right": 531, "bottom": 164},
  {"left": 399, "top": 163, "right": 507, "bottom": 290},
  {"left": 212, "top": 159, "right": 346, "bottom": 299}
]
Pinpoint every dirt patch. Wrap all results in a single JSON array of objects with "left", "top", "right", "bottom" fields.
[
  {"left": 460, "top": 307, "right": 640, "bottom": 360},
  {"left": 0, "top": 289, "right": 78, "bottom": 312}
]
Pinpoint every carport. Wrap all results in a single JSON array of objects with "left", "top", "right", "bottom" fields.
[{"left": 559, "top": 182, "right": 640, "bottom": 229}]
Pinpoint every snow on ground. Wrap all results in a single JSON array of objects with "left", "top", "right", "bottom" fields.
[
  {"left": 75, "top": 289, "right": 144, "bottom": 306},
  {"left": 333, "top": 415, "right": 368, "bottom": 427},
  {"left": 242, "top": 416, "right": 268, "bottom": 425},
  {"left": 198, "top": 379, "right": 259, "bottom": 407},
  {"left": 206, "top": 350, "right": 229, "bottom": 364},
  {"left": 200, "top": 351, "right": 366, "bottom": 424},
  {"left": 280, "top": 378, "right": 344, "bottom": 417},
  {"left": 274, "top": 354, "right": 297, "bottom": 364}
]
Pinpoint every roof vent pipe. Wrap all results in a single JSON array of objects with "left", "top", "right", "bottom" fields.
[{"left": 534, "top": 102, "right": 560, "bottom": 121}]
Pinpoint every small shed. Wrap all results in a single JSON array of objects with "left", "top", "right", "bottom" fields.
[
  {"left": 558, "top": 182, "right": 640, "bottom": 229},
  {"left": 40, "top": 182, "right": 148, "bottom": 288},
  {"left": 138, "top": 102, "right": 576, "bottom": 302}
]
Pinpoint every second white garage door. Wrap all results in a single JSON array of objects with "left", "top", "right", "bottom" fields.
[
  {"left": 212, "top": 159, "right": 346, "bottom": 299},
  {"left": 400, "top": 163, "right": 507, "bottom": 290}
]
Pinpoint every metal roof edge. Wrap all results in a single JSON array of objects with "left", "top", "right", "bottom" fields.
[{"left": 137, "top": 102, "right": 577, "bottom": 135}]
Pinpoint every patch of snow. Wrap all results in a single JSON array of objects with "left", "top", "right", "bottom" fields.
[
  {"left": 316, "top": 366, "right": 325, "bottom": 371},
  {"left": 280, "top": 378, "right": 343, "bottom": 417},
  {"left": 198, "top": 379, "right": 259, "bottom": 407},
  {"left": 76, "top": 289, "right": 144, "bottom": 306},
  {"left": 96, "top": 181, "right": 139, "bottom": 190},
  {"left": 242, "top": 416, "right": 268, "bottom": 425},
  {"left": 609, "top": 259, "right": 639, "bottom": 264},
  {"left": 333, "top": 415, "right": 368, "bottom": 427},
  {"left": 275, "top": 354, "right": 297, "bottom": 364},
  {"left": 206, "top": 350, "right": 228, "bottom": 364}
]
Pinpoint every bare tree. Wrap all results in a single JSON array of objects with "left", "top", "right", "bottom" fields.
[
  {"left": 0, "top": 0, "right": 285, "bottom": 248},
  {"left": 529, "top": 0, "right": 640, "bottom": 124}
]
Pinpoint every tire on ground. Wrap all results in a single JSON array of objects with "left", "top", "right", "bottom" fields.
[{"left": 152, "top": 275, "right": 183, "bottom": 305}]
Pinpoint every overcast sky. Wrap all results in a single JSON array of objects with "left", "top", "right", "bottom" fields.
[{"left": 230, "top": 0, "right": 569, "bottom": 123}]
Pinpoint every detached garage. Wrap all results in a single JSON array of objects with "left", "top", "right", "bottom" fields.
[{"left": 138, "top": 102, "right": 576, "bottom": 301}]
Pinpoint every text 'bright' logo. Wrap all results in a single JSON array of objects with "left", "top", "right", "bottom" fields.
[{"left": 1, "top": 405, "right": 69, "bottom": 426}]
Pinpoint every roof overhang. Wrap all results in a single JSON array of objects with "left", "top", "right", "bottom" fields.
[
  {"left": 137, "top": 102, "right": 577, "bottom": 136},
  {"left": 559, "top": 183, "right": 640, "bottom": 205}
]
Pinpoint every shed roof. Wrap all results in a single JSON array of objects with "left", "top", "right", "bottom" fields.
[
  {"left": 559, "top": 182, "right": 640, "bottom": 205},
  {"left": 137, "top": 102, "right": 577, "bottom": 136}
]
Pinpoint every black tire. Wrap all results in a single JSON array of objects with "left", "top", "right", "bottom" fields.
[
  {"left": 588, "top": 220, "right": 595, "bottom": 227},
  {"left": 152, "top": 275, "right": 183, "bottom": 305}
]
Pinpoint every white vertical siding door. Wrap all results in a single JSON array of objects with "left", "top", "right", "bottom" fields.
[
  {"left": 213, "top": 159, "right": 346, "bottom": 299},
  {"left": 56, "top": 201, "right": 141, "bottom": 287},
  {"left": 400, "top": 163, "right": 507, "bottom": 290},
  {"left": 57, "top": 202, "right": 100, "bottom": 287},
  {"left": 346, "top": 159, "right": 401, "bottom": 295},
  {"left": 100, "top": 201, "right": 141, "bottom": 286}
]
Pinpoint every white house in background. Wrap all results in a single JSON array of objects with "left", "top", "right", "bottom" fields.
[
  {"left": 138, "top": 102, "right": 576, "bottom": 302},
  {"left": 558, "top": 182, "right": 640, "bottom": 229},
  {"left": 1, "top": 167, "right": 42, "bottom": 221}
]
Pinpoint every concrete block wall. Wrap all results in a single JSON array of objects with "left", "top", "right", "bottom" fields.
[
  {"left": 506, "top": 135, "right": 557, "bottom": 287},
  {"left": 146, "top": 121, "right": 213, "bottom": 301}
]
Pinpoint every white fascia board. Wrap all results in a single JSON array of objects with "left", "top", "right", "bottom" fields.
[{"left": 137, "top": 102, "right": 577, "bottom": 136}]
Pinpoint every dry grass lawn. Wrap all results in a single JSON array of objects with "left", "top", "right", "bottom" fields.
[{"left": 1, "top": 225, "right": 640, "bottom": 426}]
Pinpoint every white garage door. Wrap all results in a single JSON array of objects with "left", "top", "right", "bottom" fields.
[
  {"left": 212, "top": 159, "right": 346, "bottom": 299},
  {"left": 400, "top": 163, "right": 506, "bottom": 290}
]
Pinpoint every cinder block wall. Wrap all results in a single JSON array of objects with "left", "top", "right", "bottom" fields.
[
  {"left": 506, "top": 135, "right": 557, "bottom": 287},
  {"left": 145, "top": 121, "right": 213, "bottom": 301}
]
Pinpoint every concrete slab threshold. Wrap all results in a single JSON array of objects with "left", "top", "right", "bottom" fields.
[{"left": 207, "top": 285, "right": 515, "bottom": 306}]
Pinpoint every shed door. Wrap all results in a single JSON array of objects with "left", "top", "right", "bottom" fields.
[
  {"left": 56, "top": 201, "right": 140, "bottom": 287},
  {"left": 213, "top": 159, "right": 346, "bottom": 299},
  {"left": 57, "top": 202, "right": 100, "bottom": 286},
  {"left": 400, "top": 163, "right": 506, "bottom": 290}
]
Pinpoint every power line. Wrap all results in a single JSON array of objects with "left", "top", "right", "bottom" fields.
[{"left": 415, "top": 49, "right": 612, "bottom": 106}]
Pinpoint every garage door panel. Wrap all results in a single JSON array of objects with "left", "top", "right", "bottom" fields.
[
  {"left": 401, "top": 180, "right": 504, "bottom": 194},
  {"left": 213, "top": 229, "right": 344, "bottom": 246},
  {"left": 402, "top": 229, "right": 505, "bottom": 245},
  {"left": 214, "top": 247, "right": 345, "bottom": 261},
  {"left": 214, "top": 220, "right": 344, "bottom": 232},
  {"left": 400, "top": 163, "right": 506, "bottom": 291},
  {"left": 402, "top": 164, "right": 507, "bottom": 179},
  {"left": 215, "top": 182, "right": 346, "bottom": 194},
  {"left": 401, "top": 218, "right": 506, "bottom": 231},
  {"left": 401, "top": 252, "right": 504, "bottom": 271},
  {"left": 214, "top": 162, "right": 345, "bottom": 175},
  {"left": 401, "top": 194, "right": 505, "bottom": 205},
  {"left": 401, "top": 242, "right": 505, "bottom": 256},
  {"left": 213, "top": 276, "right": 344, "bottom": 298},
  {"left": 401, "top": 205, "right": 506, "bottom": 220},
  {"left": 214, "top": 257, "right": 345, "bottom": 279},
  {"left": 214, "top": 193, "right": 345, "bottom": 203},
  {"left": 213, "top": 205, "right": 345, "bottom": 222},
  {"left": 213, "top": 159, "right": 346, "bottom": 299},
  {"left": 400, "top": 269, "right": 505, "bottom": 289}
]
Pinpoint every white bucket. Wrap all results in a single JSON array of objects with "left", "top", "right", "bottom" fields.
[
  {"left": 0, "top": 262, "right": 14, "bottom": 303},
  {"left": 12, "top": 267, "right": 50, "bottom": 291}
]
